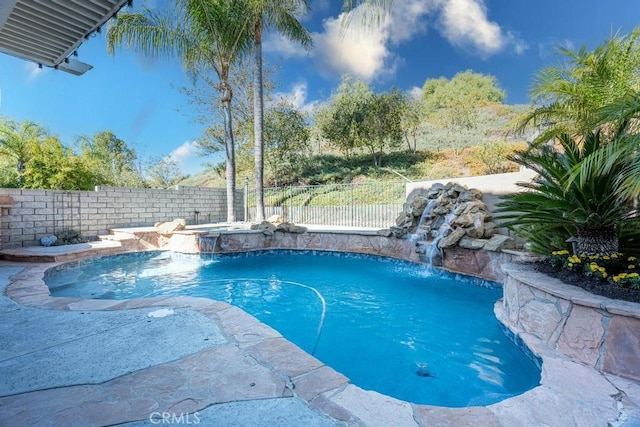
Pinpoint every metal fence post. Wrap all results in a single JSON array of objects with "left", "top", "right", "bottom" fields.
[
  {"left": 350, "top": 184, "right": 354, "bottom": 226},
  {"left": 244, "top": 177, "right": 249, "bottom": 222}
]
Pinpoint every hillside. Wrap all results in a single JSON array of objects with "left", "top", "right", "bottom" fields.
[{"left": 178, "top": 103, "right": 531, "bottom": 188}]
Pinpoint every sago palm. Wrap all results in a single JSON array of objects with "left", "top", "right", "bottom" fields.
[
  {"left": 569, "top": 90, "right": 640, "bottom": 200},
  {"left": 496, "top": 131, "right": 637, "bottom": 256},
  {"left": 248, "top": 0, "right": 312, "bottom": 221},
  {"left": 107, "top": 0, "right": 252, "bottom": 222}
]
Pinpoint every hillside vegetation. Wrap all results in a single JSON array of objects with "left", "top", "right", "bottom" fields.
[
  {"left": 179, "top": 101, "right": 530, "bottom": 188},
  {"left": 0, "top": 70, "right": 531, "bottom": 191}
]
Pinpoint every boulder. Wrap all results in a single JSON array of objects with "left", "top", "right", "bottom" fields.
[
  {"left": 390, "top": 226, "right": 408, "bottom": 238},
  {"left": 483, "top": 222, "right": 496, "bottom": 238},
  {"left": 411, "top": 195, "right": 429, "bottom": 217},
  {"left": 459, "top": 236, "right": 487, "bottom": 250},
  {"left": 432, "top": 205, "right": 451, "bottom": 216},
  {"left": 459, "top": 188, "right": 483, "bottom": 202},
  {"left": 267, "top": 214, "right": 285, "bottom": 224},
  {"left": 454, "top": 213, "right": 474, "bottom": 228},
  {"left": 155, "top": 218, "right": 186, "bottom": 234},
  {"left": 438, "top": 228, "right": 466, "bottom": 248},
  {"left": 275, "top": 222, "right": 306, "bottom": 233},
  {"left": 377, "top": 229, "right": 393, "bottom": 237},
  {"left": 40, "top": 235, "right": 57, "bottom": 247},
  {"left": 395, "top": 213, "right": 414, "bottom": 228},
  {"left": 289, "top": 225, "right": 307, "bottom": 234},
  {"left": 252, "top": 221, "right": 277, "bottom": 231},
  {"left": 483, "top": 234, "right": 516, "bottom": 251}
]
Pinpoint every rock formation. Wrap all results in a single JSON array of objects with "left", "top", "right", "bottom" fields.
[
  {"left": 388, "top": 182, "right": 514, "bottom": 254},
  {"left": 251, "top": 220, "right": 307, "bottom": 236},
  {"left": 154, "top": 218, "right": 186, "bottom": 234}
]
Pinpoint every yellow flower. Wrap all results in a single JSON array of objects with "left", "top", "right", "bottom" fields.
[
  {"left": 613, "top": 276, "right": 620, "bottom": 283},
  {"left": 628, "top": 265, "right": 636, "bottom": 270},
  {"left": 628, "top": 256, "right": 637, "bottom": 262},
  {"left": 602, "top": 256, "right": 611, "bottom": 260},
  {"left": 568, "top": 263, "right": 573, "bottom": 268}
]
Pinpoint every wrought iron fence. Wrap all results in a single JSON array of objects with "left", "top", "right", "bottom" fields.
[{"left": 246, "top": 181, "right": 405, "bottom": 228}]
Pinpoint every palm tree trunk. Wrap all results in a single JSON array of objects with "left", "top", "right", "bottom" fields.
[
  {"left": 221, "top": 83, "right": 236, "bottom": 223},
  {"left": 575, "top": 225, "right": 619, "bottom": 256},
  {"left": 253, "top": 20, "right": 266, "bottom": 222}
]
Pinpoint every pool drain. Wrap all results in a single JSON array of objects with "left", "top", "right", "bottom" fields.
[{"left": 415, "top": 362, "right": 432, "bottom": 377}]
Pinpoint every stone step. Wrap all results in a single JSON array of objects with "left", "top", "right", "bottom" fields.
[{"left": 0, "top": 240, "right": 123, "bottom": 263}]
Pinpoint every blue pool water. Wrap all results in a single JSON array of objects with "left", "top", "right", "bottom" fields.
[{"left": 46, "top": 250, "right": 540, "bottom": 407}]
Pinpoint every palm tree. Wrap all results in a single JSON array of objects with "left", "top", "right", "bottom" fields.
[
  {"left": 567, "top": 90, "right": 640, "bottom": 201},
  {"left": 107, "top": 0, "right": 252, "bottom": 222},
  {"left": 517, "top": 27, "right": 640, "bottom": 145},
  {"left": 496, "top": 132, "right": 636, "bottom": 256},
  {"left": 248, "top": 0, "right": 312, "bottom": 221}
]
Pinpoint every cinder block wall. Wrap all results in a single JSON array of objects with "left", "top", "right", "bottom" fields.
[{"left": 0, "top": 186, "right": 243, "bottom": 248}]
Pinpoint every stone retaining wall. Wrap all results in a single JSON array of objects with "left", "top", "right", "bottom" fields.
[
  {"left": 0, "top": 186, "right": 242, "bottom": 249},
  {"left": 501, "top": 263, "right": 640, "bottom": 382},
  {"left": 144, "top": 230, "right": 423, "bottom": 265},
  {"left": 149, "top": 229, "right": 511, "bottom": 282}
]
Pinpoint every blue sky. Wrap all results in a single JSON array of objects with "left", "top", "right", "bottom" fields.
[{"left": 1, "top": 0, "right": 639, "bottom": 175}]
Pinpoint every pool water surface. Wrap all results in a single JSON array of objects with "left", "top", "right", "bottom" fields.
[{"left": 46, "top": 250, "right": 540, "bottom": 407}]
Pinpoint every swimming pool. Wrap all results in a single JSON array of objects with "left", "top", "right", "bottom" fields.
[{"left": 45, "top": 250, "right": 540, "bottom": 407}]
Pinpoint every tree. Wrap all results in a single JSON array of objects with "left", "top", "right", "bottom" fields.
[
  {"left": 519, "top": 27, "right": 640, "bottom": 143},
  {"left": 360, "top": 88, "right": 405, "bottom": 166},
  {"left": 538, "top": 28, "right": 640, "bottom": 201},
  {"left": 248, "top": 0, "right": 312, "bottom": 221},
  {"left": 316, "top": 75, "right": 374, "bottom": 158},
  {"left": 422, "top": 71, "right": 506, "bottom": 156},
  {"left": 22, "top": 136, "right": 98, "bottom": 190},
  {"left": 180, "top": 54, "right": 276, "bottom": 185},
  {"left": 77, "top": 131, "right": 144, "bottom": 187},
  {"left": 400, "top": 95, "right": 424, "bottom": 153},
  {"left": 317, "top": 76, "right": 408, "bottom": 166},
  {"left": 263, "top": 101, "right": 310, "bottom": 186},
  {"left": 0, "top": 119, "right": 46, "bottom": 185},
  {"left": 146, "top": 156, "right": 185, "bottom": 188},
  {"left": 107, "top": 0, "right": 253, "bottom": 222}
]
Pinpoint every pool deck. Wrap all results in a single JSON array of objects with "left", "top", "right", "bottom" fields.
[{"left": 1, "top": 251, "right": 640, "bottom": 426}]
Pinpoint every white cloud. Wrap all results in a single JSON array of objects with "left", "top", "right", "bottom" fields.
[
  {"left": 387, "top": 0, "right": 435, "bottom": 45},
  {"left": 25, "top": 62, "right": 43, "bottom": 81},
  {"left": 310, "top": 0, "right": 525, "bottom": 82},
  {"left": 313, "top": 4, "right": 393, "bottom": 81},
  {"left": 273, "top": 81, "right": 320, "bottom": 113},
  {"left": 438, "top": 0, "right": 526, "bottom": 57},
  {"left": 263, "top": 32, "right": 310, "bottom": 58},
  {"left": 167, "top": 140, "right": 200, "bottom": 174},
  {"left": 168, "top": 140, "right": 198, "bottom": 163}
]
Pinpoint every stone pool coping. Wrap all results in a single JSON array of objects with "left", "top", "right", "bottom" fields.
[{"left": 2, "top": 257, "right": 640, "bottom": 426}]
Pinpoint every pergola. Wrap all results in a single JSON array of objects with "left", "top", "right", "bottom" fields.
[{"left": 0, "top": 0, "right": 130, "bottom": 75}]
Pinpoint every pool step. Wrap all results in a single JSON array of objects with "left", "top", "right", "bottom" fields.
[
  {"left": 99, "top": 229, "right": 160, "bottom": 251},
  {"left": 0, "top": 240, "right": 124, "bottom": 263}
]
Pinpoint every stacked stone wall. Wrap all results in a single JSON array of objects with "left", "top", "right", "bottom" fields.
[
  {"left": 0, "top": 186, "right": 242, "bottom": 248},
  {"left": 501, "top": 263, "right": 640, "bottom": 382}
]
